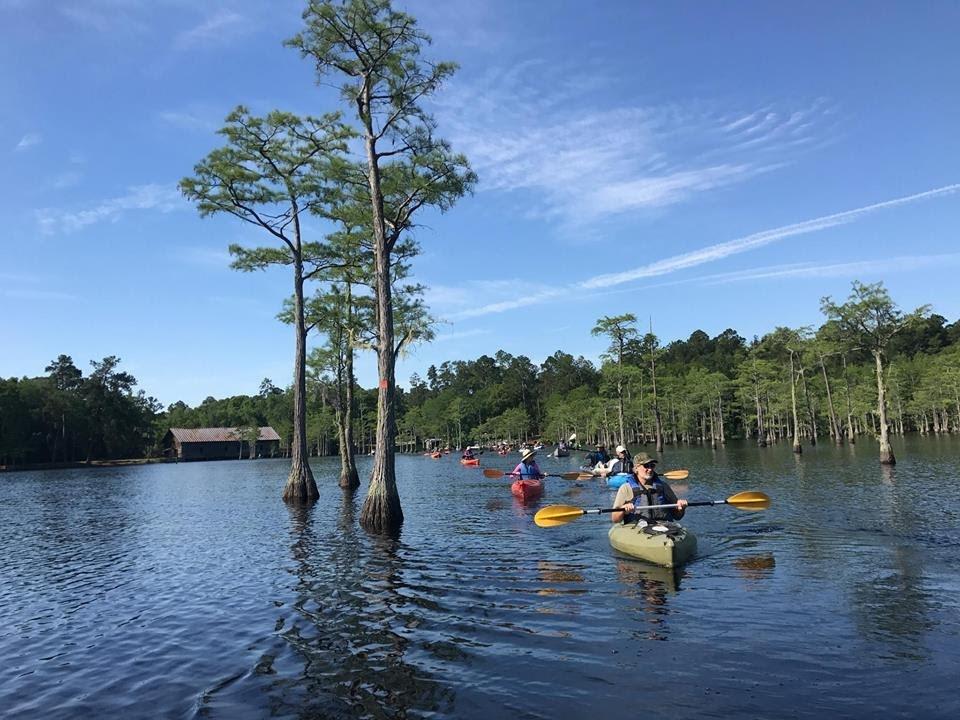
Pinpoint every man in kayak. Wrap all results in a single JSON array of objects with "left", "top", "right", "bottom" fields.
[
  {"left": 611, "top": 453, "right": 687, "bottom": 523},
  {"left": 585, "top": 442, "right": 610, "bottom": 468},
  {"left": 512, "top": 448, "right": 544, "bottom": 480},
  {"left": 596, "top": 444, "right": 632, "bottom": 477},
  {"left": 462, "top": 447, "right": 476, "bottom": 460}
]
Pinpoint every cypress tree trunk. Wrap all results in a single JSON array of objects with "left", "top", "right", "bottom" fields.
[
  {"left": 754, "top": 371, "right": 766, "bottom": 447},
  {"left": 283, "top": 252, "right": 319, "bottom": 503},
  {"left": 339, "top": 287, "right": 359, "bottom": 490},
  {"left": 798, "top": 363, "right": 817, "bottom": 445},
  {"left": 717, "top": 392, "right": 726, "bottom": 444},
  {"left": 790, "top": 351, "right": 802, "bottom": 454},
  {"left": 843, "top": 354, "right": 856, "bottom": 444},
  {"left": 819, "top": 353, "right": 842, "bottom": 443},
  {"left": 874, "top": 350, "right": 895, "bottom": 465},
  {"left": 649, "top": 340, "right": 664, "bottom": 453},
  {"left": 669, "top": 399, "right": 679, "bottom": 445},
  {"left": 954, "top": 387, "right": 960, "bottom": 433},
  {"left": 359, "top": 99, "right": 403, "bottom": 534},
  {"left": 616, "top": 365, "right": 626, "bottom": 448}
]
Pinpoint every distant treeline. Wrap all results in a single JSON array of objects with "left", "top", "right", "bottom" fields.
[
  {"left": 0, "top": 356, "right": 160, "bottom": 466},
  {"left": 3, "top": 294, "right": 959, "bottom": 467},
  {"left": 401, "top": 310, "right": 960, "bottom": 450}
]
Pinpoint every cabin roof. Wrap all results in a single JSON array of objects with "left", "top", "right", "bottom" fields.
[{"left": 167, "top": 427, "right": 280, "bottom": 443}]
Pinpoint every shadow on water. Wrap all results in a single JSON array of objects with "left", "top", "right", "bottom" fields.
[{"left": 262, "top": 493, "right": 455, "bottom": 719}]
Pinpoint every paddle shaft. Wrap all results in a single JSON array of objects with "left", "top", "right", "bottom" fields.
[{"left": 580, "top": 500, "right": 721, "bottom": 516}]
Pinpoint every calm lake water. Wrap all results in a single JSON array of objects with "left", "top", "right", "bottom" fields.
[{"left": 2, "top": 436, "right": 959, "bottom": 719}]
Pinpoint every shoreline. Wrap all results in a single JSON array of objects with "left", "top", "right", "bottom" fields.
[{"left": 0, "top": 457, "right": 176, "bottom": 474}]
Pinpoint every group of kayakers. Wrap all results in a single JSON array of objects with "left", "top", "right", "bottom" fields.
[{"left": 510, "top": 443, "right": 688, "bottom": 524}]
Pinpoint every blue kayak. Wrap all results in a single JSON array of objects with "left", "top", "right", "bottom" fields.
[{"left": 607, "top": 473, "right": 632, "bottom": 489}]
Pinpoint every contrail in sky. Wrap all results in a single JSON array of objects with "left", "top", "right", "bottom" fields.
[
  {"left": 449, "top": 183, "right": 960, "bottom": 320},
  {"left": 578, "top": 183, "right": 960, "bottom": 289}
]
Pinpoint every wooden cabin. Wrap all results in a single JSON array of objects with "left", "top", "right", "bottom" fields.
[{"left": 164, "top": 427, "right": 281, "bottom": 461}]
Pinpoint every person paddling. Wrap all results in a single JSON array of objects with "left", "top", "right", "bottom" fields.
[
  {"left": 585, "top": 442, "right": 610, "bottom": 468},
  {"left": 596, "top": 444, "right": 632, "bottom": 477},
  {"left": 512, "top": 448, "right": 544, "bottom": 480},
  {"left": 611, "top": 453, "right": 687, "bottom": 523}
]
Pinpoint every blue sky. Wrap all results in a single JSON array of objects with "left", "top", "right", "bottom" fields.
[{"left": 2, "top": 0, "right": 959, "bottom": 407}]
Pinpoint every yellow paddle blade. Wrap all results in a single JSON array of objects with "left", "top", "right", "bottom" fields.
[
  {"left": 727, "top": 491, "right": 770, "bottom": 510},
  {"left": 534, "top": 504, "right": 586, "bottom": 527},
  {"left": 662, "top": 469, "right": 689, "bottom": 480},
  {"left": 482, "top": 468, "right": 505, "bottom": 479}
]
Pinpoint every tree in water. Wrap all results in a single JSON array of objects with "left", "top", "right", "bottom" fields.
[
  {"left": 643, "top": 323, "right": 665, "bottom": 452},
  {"left": 821, "top": 281, "right": 929, "bottom": 465},
  {"left": 288, "top": 0, "right": 475, "bottom": 534},
  {"left": 181, "top": 107, "right": 352, "bottom": 502},
  {"left": 592, "top": 313, "right": 637, "bottom": 449}
]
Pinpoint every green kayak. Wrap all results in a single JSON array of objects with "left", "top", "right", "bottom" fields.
[{"left": 608, "top": 521, "right": 697, "bottom": 568}]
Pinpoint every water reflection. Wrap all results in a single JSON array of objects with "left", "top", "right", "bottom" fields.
[
  {"left": 615, "top": 561, "right": 681, "bottom": 641},
  {"left": 536, "top": 560, "right": 587, "bottom": 597},
  {"left": 851, "top": 545, "right": 934, "bottom": 661},
  {"left": 267, "top": 498, "right": 455, "bottom": 718},
  {"left": 732, "top": 553, "right": 776, "bottom": 583}
]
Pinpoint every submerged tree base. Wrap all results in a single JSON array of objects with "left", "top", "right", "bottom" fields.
[
  {"left": 359, "top": 487, "right": 403, "bottom": 536},
  {"left": 880, "top": 449, "right": 896, "bottom": 465},
  {"left": 339, "top": 467, "right": 360, "bottom": 491},
  {"left": 282, "top": 461, "right": 319, "bottom": 503}
]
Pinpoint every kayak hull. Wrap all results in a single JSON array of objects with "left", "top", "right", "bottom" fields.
[
  {"left": 511, "top": 478, "right": 544, "bottom": 502},
  {"left": 460, "top": 458, "right": 479, "bottom": 466},
  {"left": 608, "top": 522, "right": 697, "bottom": 568}
]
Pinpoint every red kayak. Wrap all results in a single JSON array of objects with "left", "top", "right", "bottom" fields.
[
  {"left": 511, "top": 478, "right": 544, "bottom": 502},
  {"left": 460, "top": 457, "right": 479, "bottom": 466}
]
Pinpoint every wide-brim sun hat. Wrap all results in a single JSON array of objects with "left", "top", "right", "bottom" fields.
[
  {"left": 633, "top": 452, "right": 657, "bottom": 466},
  {"left": 521, "top": 448, "right": 536, "bottom": 461}
]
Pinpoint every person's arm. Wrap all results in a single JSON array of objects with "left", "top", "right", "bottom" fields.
[
  {"left": 662, "top": 480, "right": 687, "bottom": 520},
  {"left": 611, "top": 484, "right": 633, "bottom": 523}
]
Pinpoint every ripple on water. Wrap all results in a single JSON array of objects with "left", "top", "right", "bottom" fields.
[{"left": 2, "top": 443, "right": 960, "bottom": 719}]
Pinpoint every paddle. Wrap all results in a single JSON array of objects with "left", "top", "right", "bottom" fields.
[
  {"left": 533, "top": 491, "right": 770, "bottom": 528},
  {"left": 483, "top": 468, "right": 594, "bottom": 481}
]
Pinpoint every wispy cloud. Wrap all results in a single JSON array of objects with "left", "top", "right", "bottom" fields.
[
  {"left": 178, "top": 246, "right": 233, "bottom": 267},
  {"left": 14, "top": 132, "right": 41, "bottom": 151},
  {"left": 60, "top": 2, "right": 148, "bottom": 34},
  {"left": 51, "top": 170, "right": 82, "bottom": 189},
  {"left": 433, "top": 328, "right": 492, "bottom": 342},
  {"left": 445, "top": 184, "right": 960, "bottom": 319},
  {"left": 579, "top": 183, "right": 960, "bottom": 289},
  {"left": 37, "top": 183, "right": 182, "bottom": 234},
  {"left": 449, "top": 289, "right": 564, "bottom": 321},
  {"left": 434, "top": 63, "right": 833, "bottom": 230},
  {"left": 428, "top": 279, "right": 565, "bottom": 321},
  {"left": 158, "top": 109, "right": 218, "bottom": 132},
  {"left": 4, "top": 288, "right": 79, "bottom": 301},
  {"left": 174, "top": 10, "right": 249, "bottom": 50},
  {"left": 0, "top": 271, "right": 78, "bottom": 302},
  {"left": 695, "top": 253, "right": 960, "bottom": 285}
]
